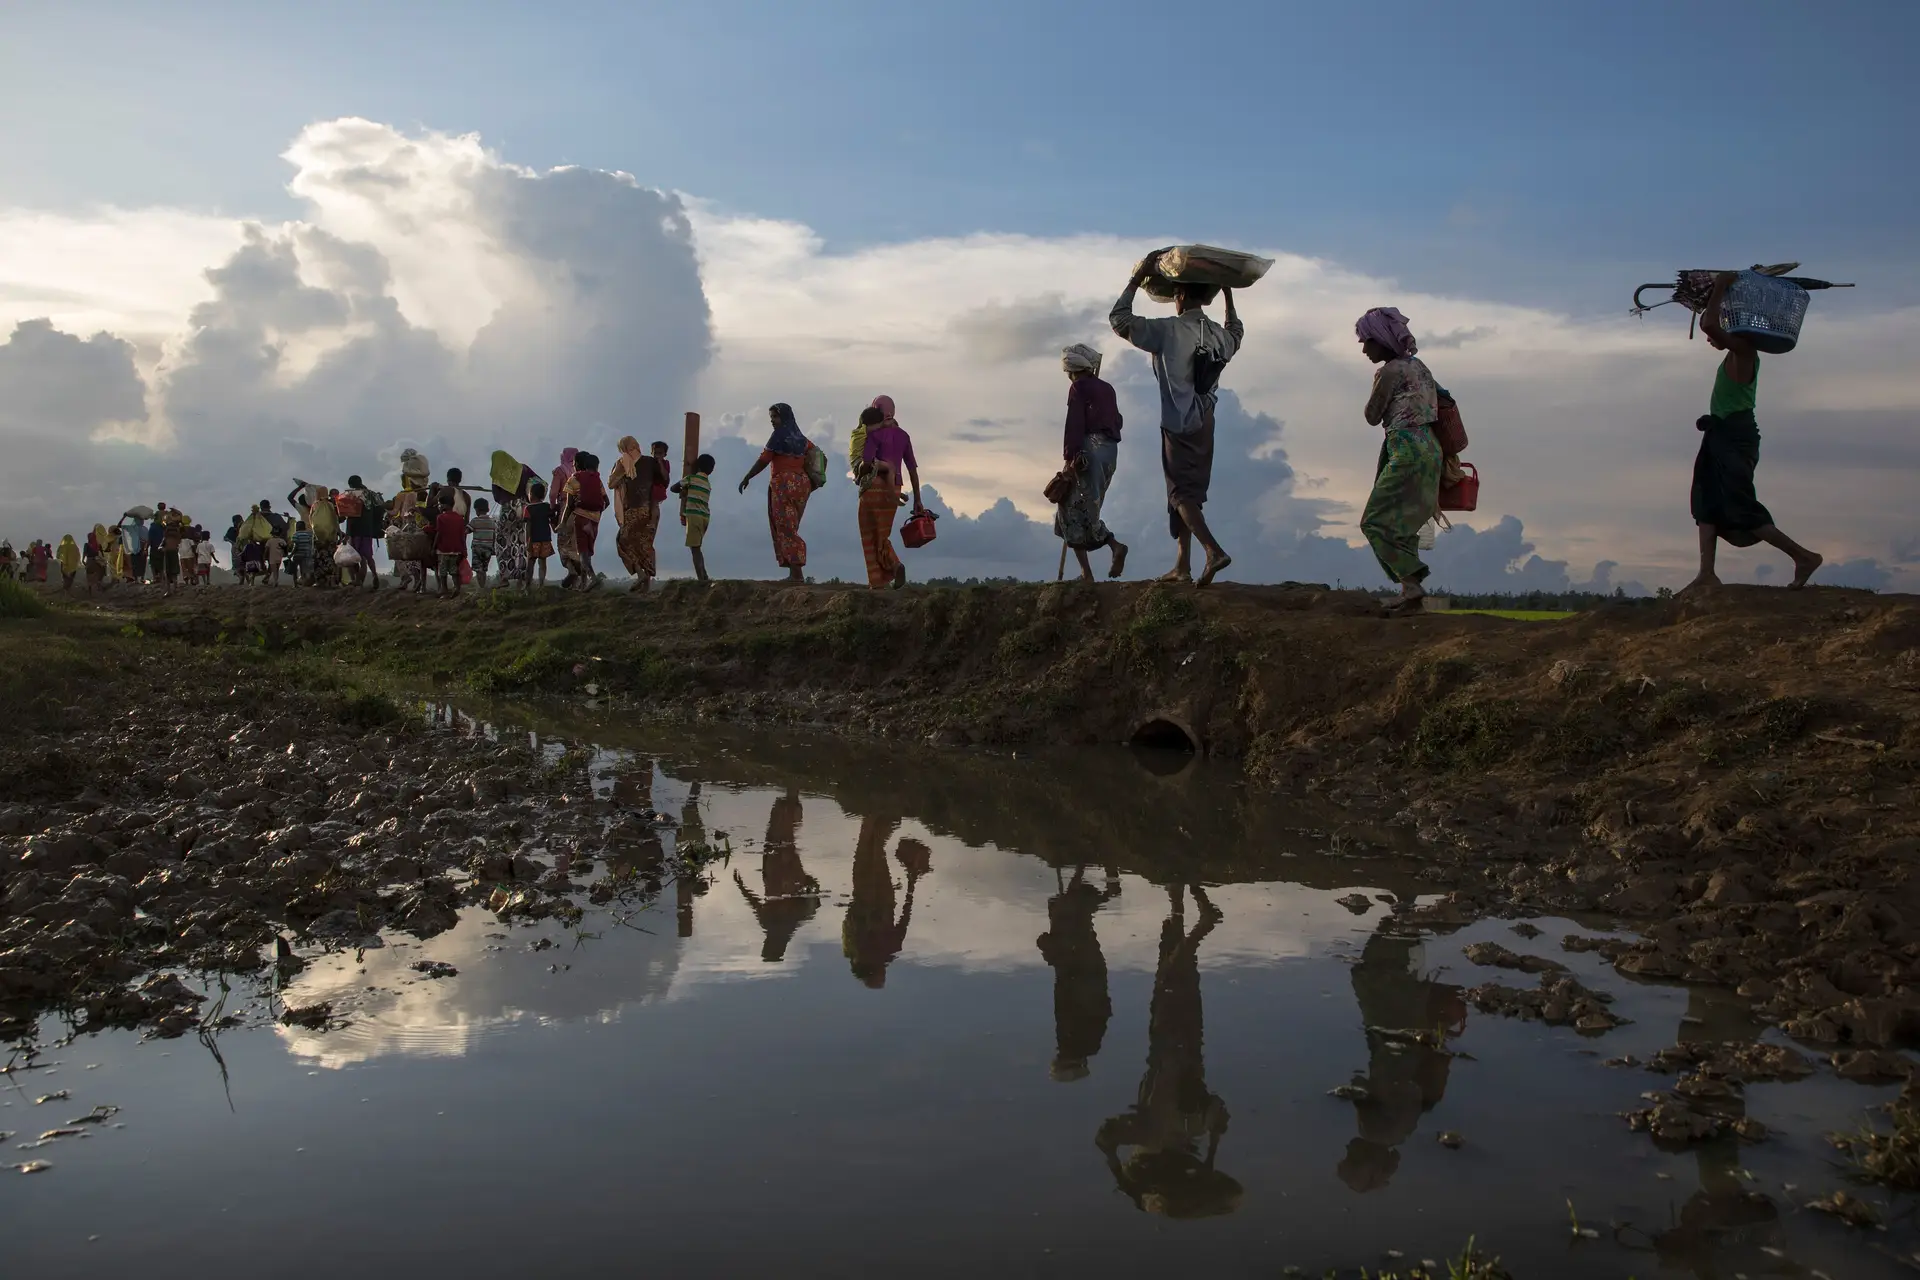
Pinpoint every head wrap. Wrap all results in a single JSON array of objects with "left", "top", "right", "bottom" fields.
[
  {"left": 1355, "top": 307, "right": 1418, "bottom": 359},
  {"left": 766, "top": 403, "right": 808, "bottom": 457},
  {"left": 1061, "top": 344, "right": 1103, "bottom": 376},
  {"left": 551, "top": 447, "right": 578, "bottom": 497},
  {"left": 869, "top": 395, "right": 899, "bottom": 431}
]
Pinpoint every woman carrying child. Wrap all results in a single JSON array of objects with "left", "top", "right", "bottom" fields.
[
  {"left": 857, "top": 395, "right": 924, "bottom": 590},
  {"left": 560, "top": 451, "right": 608, "bottom": 590}
]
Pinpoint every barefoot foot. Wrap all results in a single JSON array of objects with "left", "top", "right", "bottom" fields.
[
  {"left": 1107, "top": 541, "right": 1129, "bottom": 579},
  {"left": 1789, "top": 553, "right": 1823, "bottom": 589},
  {"left": 1196, "top": 552, "right": 1232, "bottom": 588}
]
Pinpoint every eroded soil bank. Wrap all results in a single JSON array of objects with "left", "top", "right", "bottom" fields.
[{"left": 14, "top": 580, "right": 1920, "bottom": 1087}]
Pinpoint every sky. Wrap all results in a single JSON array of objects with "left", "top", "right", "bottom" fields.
[{"left": 1, "top": 0, "right": 1914, "bottom": 592}]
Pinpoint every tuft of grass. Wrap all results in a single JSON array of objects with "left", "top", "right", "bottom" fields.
[
  {"left": 1831, "top": 1090, "right": 1920, "bottom": 1190},
  {"left": 1410, "top": 693, "right": 1517, "bottom": 770},
  {"left": 336, "top": 689, "right": 404, "bottom": 728},
  {"left": 0, "top": 578, "right": 49, "bottom": 619},
  {"left": 1758, "top": 695, "right": 1813, "bottom": 744},
  {"left": 1121, "top": 587, "right": 1198, "bottom": 668}
]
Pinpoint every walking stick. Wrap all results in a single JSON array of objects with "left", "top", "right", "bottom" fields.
[{"left": 1057, "top": 539, "right": 1068, "bottom": 582}]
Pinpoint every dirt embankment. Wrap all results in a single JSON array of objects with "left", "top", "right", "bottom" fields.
[{"left": 21, "top": 579, "right": 1920, "bottom": 1055}]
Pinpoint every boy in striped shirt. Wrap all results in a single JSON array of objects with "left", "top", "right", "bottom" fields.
[{"left": 670, "top": 453, "right": 715, "bottom": 583}]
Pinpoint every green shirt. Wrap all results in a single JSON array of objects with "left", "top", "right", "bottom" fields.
[
  {"left": 1709, "top": 353, "right": 1759, "bottom": 418},
  {"left": 681, "top": 472, "right": 712, "bottom": 520}
]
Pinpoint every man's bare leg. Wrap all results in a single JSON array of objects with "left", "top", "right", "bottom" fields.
[
  {"left": 1072, "top": 547, "right": 1095, "bottom": 582},
  {"left": 1754, "top": 524, "right": 1823, "bottom": 588},
  {"left": 1106, "top": 535, "right": 1128, "bottom": 579},
  {"left": 1178, "top": 501, "right": 1232, "bottom": 587},
  {"left": 1684, "top": 523, "right": 1721, "bottom": 592},
  {"left": 1161, "top": 529, "right": 1193, "bottom": 582}
]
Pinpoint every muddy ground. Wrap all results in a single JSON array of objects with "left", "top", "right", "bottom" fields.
[{"left": 7, "top": 579, "right": 1920, "bottom": 1153}]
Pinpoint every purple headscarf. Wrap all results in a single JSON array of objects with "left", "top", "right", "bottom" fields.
[{"left": 1355, "top": 307, "right": 1418, "bottom": 359}]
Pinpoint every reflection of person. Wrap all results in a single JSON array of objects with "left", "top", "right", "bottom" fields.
[
  {"left": 734, "top": 786, "right": 822, "bottom": 961},
  {"left": 842, "top": 814, "right": 930, "bottom": 988},
  {"left": 1036, "top": 865, "right": 1119, "bottom": 1082},
  {"left": 1335, "top": 922, "right": 1467, "bottom": 1193},
  {"left": 1095, "top": 885, "right": 1241, "bottom": 1218}
]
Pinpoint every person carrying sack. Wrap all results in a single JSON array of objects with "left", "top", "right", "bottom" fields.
[{"left": 1109, "top": 251, "right": 1242, "bottom": 586}]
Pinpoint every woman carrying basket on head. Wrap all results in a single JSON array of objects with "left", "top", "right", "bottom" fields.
[{"left": 1685, "top": 272, "right": 1822, "bottom": 592}]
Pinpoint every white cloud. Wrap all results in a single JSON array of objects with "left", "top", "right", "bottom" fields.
[{"left": 1, "top": 118, "right": 1914, "bottom": 592}]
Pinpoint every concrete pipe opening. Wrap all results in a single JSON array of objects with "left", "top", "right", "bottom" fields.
[{"left": 1130, "top": 717, "right": 1198, "bottom": 755}]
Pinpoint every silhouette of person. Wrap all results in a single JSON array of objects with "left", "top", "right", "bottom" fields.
[
  {"left": 1037, "top": 864, "right": 1119, "bottom": 1082},
  {"left": 606, "top": 757, "right": 666, "bottom": 883},
  {"left": 674, "top": 779, "right": 705, "bottom": 939},
  {"left": 842, "top": 813, "right": 930, "bottom": 988},
  {"left": 1095, "top": 884, "right": 1242, "bottom": 1218},
  {"left": 1335, "top": 920, "right": 1467, "bottom": 1193},
  {"left": 734, "top": 785, "right": 821, "bottom": 962}
]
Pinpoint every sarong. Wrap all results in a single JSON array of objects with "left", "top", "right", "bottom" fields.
[
  {"left": 1054, "top": 433, "right": 1117, "bottom": 551},
  {"left": 1690, "top": 411, "right": 1773, "bottom": 547},
  {"left": 1360, "top": 426, "right": 1442, "bottom": 584},
  {"left": 557, "top": 509, "right": 581, "bottom": 572},
  {"left": 1161, "top": 405, "right": 1215, "bottom": 539},
  {"left": 859, "top": 484, "right": 902, "bottom": 588},
  {"left": 573, "top": 513, "right": 601, "bottom": 558},
  {"left": 495, "top": 508, "right": 528, "bottom": 583},
  {"left": 616, "top": 504, "right": 659, "bottom": 579},
  {"left": 767, "top": 468, "right": 810, "bottom": 569}
]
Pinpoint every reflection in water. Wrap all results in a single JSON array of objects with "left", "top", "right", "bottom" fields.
[
  {"left": 1096, "top": 885, "right": 1242, "bottom": 1219},
  {"left": 843, "top": 814, "right": 931, "bottom": 989},
  {"left": 1337, "top": 919, "right": 1467, "bottom": 1193},
  {"left": 1647, "top": 988, "right": 1784, "bottom": 1276},
  {"left": 734, "top": 786, "right": 823, "bottom": 962},
  {"left": 1037, "top": 864, "right": 1119, "bottom": 1082}
]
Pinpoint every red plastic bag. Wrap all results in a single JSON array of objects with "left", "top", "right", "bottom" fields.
[
  {"left": 901, "top": 510, "right": 938, "bottom": 549},
  {"left": 1438, "top": 462, "right": 1479, "bottom": 512},
  {"left": 459, "top": 557, "right": 474, "bottom": 585}
]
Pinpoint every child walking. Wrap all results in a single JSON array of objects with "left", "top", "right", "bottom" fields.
[
  {"left": 292, "top": 520, "right": 314, "bottom": 585},
  {"left": 469, "top": 498, "right": 497, "bottom": 586},
  {"left": 525, "top": 482, "right": 555, "bottom": 590},
  {"left": 670, "top": 453, "right": 716, "bottom": 583},
  {"left": 432, "top": 490, "right": 468, "bottom": 597}
]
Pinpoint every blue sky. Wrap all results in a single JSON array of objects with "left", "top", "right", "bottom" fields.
[{"left": 5, "top": 0, "right": 1912, "bottom": 312}]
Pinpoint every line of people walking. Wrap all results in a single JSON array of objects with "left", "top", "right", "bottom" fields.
[{"left": 20, "top": 260, "right": 1822, "bottom": 601}]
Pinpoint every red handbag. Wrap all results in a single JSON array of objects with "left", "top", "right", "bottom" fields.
[
  {"left": 1438, "top": 461, "right": 1479, "bottom": 512},
  {"left": 901, "top": 509, "right": 938, "bottom": 549}
]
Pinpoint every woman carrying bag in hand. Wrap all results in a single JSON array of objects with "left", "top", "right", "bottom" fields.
[{"left": 859, "top": 394, "right": 925, "bottom": 588}]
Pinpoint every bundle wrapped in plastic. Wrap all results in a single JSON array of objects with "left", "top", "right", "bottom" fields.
[
  {"left": 399, "top": 448, "right": 431, "bottom": 491},
  {"left": 1134, "top": 244, "right": 1274, "bottom": 301}
]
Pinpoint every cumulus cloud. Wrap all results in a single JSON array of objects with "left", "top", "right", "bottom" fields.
[
  {"left": 0, "top": 118, "right": 711, "bottom": 534},
  {"left": 1, "top": 117, "right": 1916, "bottom": 594}
]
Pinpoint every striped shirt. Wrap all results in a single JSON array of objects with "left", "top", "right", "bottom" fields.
[{"left": 681, "top": 472, "right": 712, "bottom": 520}]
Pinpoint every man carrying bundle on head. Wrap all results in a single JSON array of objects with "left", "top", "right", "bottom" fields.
[{"left": 1110, "top": 249, "right": 1244, "bottom": 587}]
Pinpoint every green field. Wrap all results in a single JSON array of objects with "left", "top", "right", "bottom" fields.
[{"left": 1446, "top": 608, "right": 1578, "bottom": 621}]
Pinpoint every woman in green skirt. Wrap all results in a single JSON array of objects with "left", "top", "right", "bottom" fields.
[{"left": 1356, "top": 306, "right": 1442, "bottom": 614}]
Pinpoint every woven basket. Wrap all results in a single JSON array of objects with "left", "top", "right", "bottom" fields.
[{"left": 1721, "top": 271, "right": 1810, "bottom": 354}]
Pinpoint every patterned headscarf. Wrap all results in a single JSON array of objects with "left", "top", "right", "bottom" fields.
[
  {"left": 1355, "top": 307, "right": 1418, "bottom": 359},
  {"left": 1061, "top": 344, "right": 1103, "bottom": 376},
  {"left": 766, "top": 404, "right": 808, "bottom": 457},
  {"left": 869, "top": 395, "right": 899, "bottom": 430}
]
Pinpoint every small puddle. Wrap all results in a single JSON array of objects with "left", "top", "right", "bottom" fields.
[{"left": 9, "top": 699, "right": 1915, "bottom": 1277}]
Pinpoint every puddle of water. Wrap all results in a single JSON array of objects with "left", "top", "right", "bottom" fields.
[{"left": 8, "top": 703, "right": 1915, "bottom": 1278}]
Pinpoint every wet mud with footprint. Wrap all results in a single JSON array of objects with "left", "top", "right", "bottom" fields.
[{"left": 6, "top": 692, "right": 1920, "bottom": 1277}]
